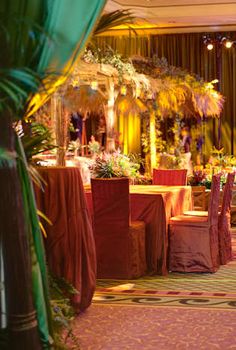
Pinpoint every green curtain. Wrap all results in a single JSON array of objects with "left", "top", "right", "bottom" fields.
[
  {"left": 0, "top": 0, "right": 106, "bottom": 348},
  {"left": 95, "top": 32, "right": 236, "bottom": 156}
]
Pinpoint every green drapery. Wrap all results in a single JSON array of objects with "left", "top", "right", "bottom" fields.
[
  {"left": 95, "top": 33, "right": 236, "bottom": 156},
  {"left": 0, "top": 0, "right": 106, "bottom": 348}
]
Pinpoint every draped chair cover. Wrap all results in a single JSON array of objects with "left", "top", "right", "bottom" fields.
[
  {"left": 91, "top": 178, "right": 146, "bottom": 279},
  {"left": 169, "top": 175, "right": 221, "bottom": 273},
  {"left": 218, "top": 172, "right": 235, "bottom": 264},
  {"left": 153, "top": 169, "right": 187, "bottom": 186}
]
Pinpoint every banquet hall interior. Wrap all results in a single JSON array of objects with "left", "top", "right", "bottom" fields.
[{"left": 1, "top": 0, "right": 236, "bottom": 349}]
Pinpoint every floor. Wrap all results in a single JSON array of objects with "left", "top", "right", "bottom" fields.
[{"left": 69, "top": 229, "right": 236, "bottom": 350}]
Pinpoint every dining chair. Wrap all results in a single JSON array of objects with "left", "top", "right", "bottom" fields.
[
  {"left": 218, "top": 172, "right": 235, "bottom": 264},
  {"left": 191, "top": 186, "right": 206, "bottom": 211},
  {"left": 184, "top": 173, "right": 235, "bottom": 265},
  {"left": 153, "top": 169, "right": 187, "bottom": 186},
  {"left": 91, "top": 177, "right": 146, "bottom": 279},
  {"left": 230, "top": 185, "right": 236, "bottom": 226},
  {"left": 169, "top": 174, "right": 221, "bottom": 273}
]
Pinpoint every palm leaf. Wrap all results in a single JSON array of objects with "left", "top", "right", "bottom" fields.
[
  {"left": 93, "top": 10, "right": 135, "bottom": 36},
  {"left": 20, "top": 122, "right": 56, "bottom": 161}
]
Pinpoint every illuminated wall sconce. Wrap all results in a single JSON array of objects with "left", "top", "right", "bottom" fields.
[
  {"left": 120, "top": 85, "right": 127, "bottom": 96},
  {"left": 90, "top": 81, "right": 98, "bottom": 90}
]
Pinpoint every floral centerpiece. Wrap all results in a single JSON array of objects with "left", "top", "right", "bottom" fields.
[
  {"left": 89, "top": 151, "right": 140, "bottom": 179},
  {"left": 188, "top": 169, "right": 227, "bottom": 189}
]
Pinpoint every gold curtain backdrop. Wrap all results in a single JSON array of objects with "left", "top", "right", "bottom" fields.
[
  {"left": 94, "top": 32, "right": 236, "bottom": 156},
  {"left": 95, "top": 35, "right": 150, "bottom": 57},
  {"left": 116, "top": 112, "right": 141, "bottom": 154}
]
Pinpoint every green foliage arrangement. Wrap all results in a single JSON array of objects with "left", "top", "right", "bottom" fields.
[
  {"left": 49, "top": 274, "right": 80, "bottom": 350},
  {"left": 20, "top": 122, "right": 56, "bottom": 162},
  {"left": 89, "top": 151, "right": 140, "bottom": 178}
]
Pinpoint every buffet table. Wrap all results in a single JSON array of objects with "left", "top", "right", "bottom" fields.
[
  {"left": 85, "top": 185, "right": 192, "bottom": 275},
  {"left": 34, "top": 167, "right": 96, "bottom": 312}
]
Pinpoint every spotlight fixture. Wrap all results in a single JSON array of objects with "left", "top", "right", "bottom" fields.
[
  {"left": 203, "top": 34, "right": 235, "bottom": 50},
  {"left": 203, "top": 35, "right": 214, "bottom": 50},
  {"left": 207, "top": 43, "right": 214, "bottom": 51},
  {"left": 225, "top": 40, "right": 233, "bottom": 49}
]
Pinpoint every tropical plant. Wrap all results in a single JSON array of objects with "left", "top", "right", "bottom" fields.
[
  {"left": 20, "top": 122, "right": 56, "bottom": 162},
  {"left": 49, "top": 274, "right": 80, "bottom": 350},
  {"left": 93, "top": 10, "right": 134, "bottom": 36},
  {"left": 0, "top": 1, "right": 107, "bottom": 349},
  {"left": 89, "top": 151, "right": 140, "bottom": 178}
]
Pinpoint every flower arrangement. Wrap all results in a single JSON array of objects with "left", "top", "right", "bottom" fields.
[
  {"left": 208, "top": 146, "right": 236, "bottom": 169},
  {"left": 188, "top": 169, "right": 227, "bottom": 189},
  {"left": 89, "top": 151, "right": 140, "bottom": 179},
  {"left": 88, "top": 136, "right": 100, "bottom": 155}
]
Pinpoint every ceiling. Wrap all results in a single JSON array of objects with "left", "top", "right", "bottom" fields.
[{"left": 104, "top": 0, "right": 236, "bottom": 34}]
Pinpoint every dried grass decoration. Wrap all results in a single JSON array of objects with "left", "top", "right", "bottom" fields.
[{"left": 63, "top": 85, "right": 106, "bottom": 115}]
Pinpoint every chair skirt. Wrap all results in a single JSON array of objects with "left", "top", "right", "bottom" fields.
[
  {"left": 169, "top": 223, "right": 220, "bottom": 273},
  {"left": 96, "top": 220, "right": 146, "bottom": 279},
  {"left": 218, "top": 212, "right": 233, "bottom": 265}
]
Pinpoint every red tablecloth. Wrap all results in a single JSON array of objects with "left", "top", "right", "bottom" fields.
[
  {"left": 34, "top": 167, "right": 96, "bottom": 312},
  {"left": 85, "top": 185, "right": 192, "bottom": 275}
]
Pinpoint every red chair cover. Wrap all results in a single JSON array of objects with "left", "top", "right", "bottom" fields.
[
  {"left": 169, "top": 175, "right": 221, "bottom": 273},
  {"left": 91, "top": 178, "right": 146, "bottom": 279},
  {"left": 218, "top": 172, "right": 235, "bottom": 264},
  {"left": 153, "top": 169, "right": 187, "bottom": 186}
]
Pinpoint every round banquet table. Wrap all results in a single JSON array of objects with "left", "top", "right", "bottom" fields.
[{"left": 34, "top": 167, "right": 96, "bottom": 312}]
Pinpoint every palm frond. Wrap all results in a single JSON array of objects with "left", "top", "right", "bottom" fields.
[
  {"left": 93, "top": 10, "right": 135, "bottom": 36},
  {"left": 20, "top": 122, "right": 56, "bottom": 161}
]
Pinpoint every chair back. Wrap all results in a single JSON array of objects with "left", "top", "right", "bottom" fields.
[
  {"left": 208, "top": 174, "right": 221, "bottom": 225},
  {"left": 91, "top": 177, "right": 130, "bottom": 278},
  {"left": 153, "top": 169, "right": 187, "bottom": 186},
  {"left": 220, "top": 172, "right": 235, "bottom": 217},
  {"left": 91, "top": 177, "right": 130, "bottom": 235},
  {"left": 192, "top": 186, "right": 206, "bottom": 211}
]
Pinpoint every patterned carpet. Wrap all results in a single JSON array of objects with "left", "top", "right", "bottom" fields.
[{"left": 73, "top": 229, "right": 236, "bottom": 349}]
